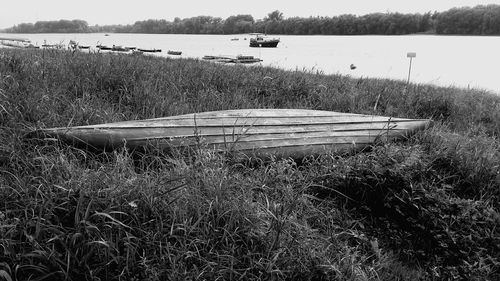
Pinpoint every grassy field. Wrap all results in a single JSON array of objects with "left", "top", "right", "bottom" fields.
[{"left": 0, "top": 48, "right": 499, "bottom": 280}]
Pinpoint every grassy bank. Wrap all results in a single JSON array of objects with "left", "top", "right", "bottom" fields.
[{"left": 0, "top": 48, "right": 499, "bottom": 280}]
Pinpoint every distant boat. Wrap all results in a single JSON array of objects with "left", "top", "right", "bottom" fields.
[
  {"left": 95, "top": 44, "right": 136, "bottom": 52},
  {"left": 111, "top": 45, "right": 130, "bottom": 52},
  {"left": 69, "top": 40, "right": 90, "bottom": 50},
  {"left": 41, "top": 43, "right": 64, "bottom": 49},
  {"left": 25, "top": 43, "right": 40, "bottom": 49},
  {"left": 203, "top": 55, "right": 262, "bottom": 63},
  {"left": 231, "top": 38, "right": 239, "bottom": 41},
  {"left": 203, "top": 55, "right": 262, "bottom": 64},
  {"left": 234, "top": 55, "right": 262, "bottom": 64},
  {"left": 0, "top": 37, "right": 39, "bottom": 49},
  {"left": 249, "top": 33, "right": 280, "bottom": 48},
  {"left": 137, "top": 48, "right": 162, "bottom": 53},
  {"left": 1, "top": 40, "right": 37, "bottom": 49},
  {"left": 0, "top": 36, "right": 30, "bottom": 42},
  {"left": 96, "top": 44, "right": 112, "bottom": 51},
  {"left": 167, "top": 50, "right": 182, "bottom": 55},
  {"left": 131, "top": 49, "right": 144, "bottom": 55},
  {"left": 41, "top": 44, "right": 57, "bottom": 49},
  {"left": 28, "top": 109, "right": 432, "bottom": 159},
  {"left": 69, "top": 40, "right": 78, "bottom": 50},
  {"left": 202, "top": 55, "right": 227, "bottom": 60}
]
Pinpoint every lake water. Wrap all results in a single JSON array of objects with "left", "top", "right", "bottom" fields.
[{"left": 1, "top": 33, "right": 499, "bottom": 94}]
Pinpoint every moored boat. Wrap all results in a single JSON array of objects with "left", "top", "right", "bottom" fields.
[
  {"left": 25, "top": 43, "right": 40, "bottom": 49},
  {"left": 249, "top": 34, "right": 280, "bottom": 48},
  {"left": 167, "top": 50, "right": 182, "bottom": 55},
  {"left": 96, "top": 44, "right": 112, "bottom": 51},
  {"left": 137, "top": 48, "right": 162, "bottom": 53},
  {"left": 111, "top": 45, "right": 130, "bottom": 52},
  {"left": 69, "top": 40, "right": 90, "bottom": 50},
  {"left": 235, "top": 55, "right": 262, "bottom": 64},
  {"left": 202, "top": 55, "right": 262, "bottom": 64},
  {"left": 0, "top": 36, "right": 30, "bottom": 42},
  {"left": 1, "top": 41, "right": 33, "bottom": 48},
  {"left": 202, "top": 55, "right": 231, "bottom": 61},
  {"left": 202, "top": 55, "right": 218, "bottom": 60},
  {"left": 131, "top": 49, "right": 144, "bottom": 55},
  {"left": 0, "top": 37, "right": 38, "bottom": 49},
  {"left": 29, "top": 109, "right": 431, "bottom": 159},
  {"left": 41, "top": 43, "right": 65, "bottom": 49}
]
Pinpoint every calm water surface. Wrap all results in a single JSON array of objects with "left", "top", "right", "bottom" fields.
[{"left": 2, "top": 33, "right": 499, "bottom": 94}]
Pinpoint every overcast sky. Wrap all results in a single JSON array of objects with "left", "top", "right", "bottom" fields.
[{"left": 0, "top": 0, "right": 496, "bottom": 29}]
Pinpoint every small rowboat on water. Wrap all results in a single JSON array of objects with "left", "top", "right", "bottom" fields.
[{"left": 29, "top": 109, "right": 431, "bottom": 159}]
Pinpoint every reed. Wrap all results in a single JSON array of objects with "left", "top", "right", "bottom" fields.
[{"left": 0, "top": 48, "right": 499, "bottom": 280}]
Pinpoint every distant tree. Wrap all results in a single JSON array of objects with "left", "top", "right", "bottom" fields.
[
  {"left": 223, "top": 14, "right": 254, "bottom": 34},
  {"left": 419, "top": 12, "right": 432, "bottom": 32},
  {"left": 481, "top": 5, "right": 500, "bottom": 34},
  {"left": 266, "top": 10, "right": 284, "bottom": 21},
  {"left": 7, "top": 23, "right": 34, "bottom": 33},
  {"left": 435, "top": 5, "right": 500, "bottom": 35},
  {"left": 5, "top": 19, "right": 89, "bottom": 33}
]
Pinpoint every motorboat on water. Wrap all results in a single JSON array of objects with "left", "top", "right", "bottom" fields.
[{"left": 249, "top": 33, "right": 280, "bottom": 48}]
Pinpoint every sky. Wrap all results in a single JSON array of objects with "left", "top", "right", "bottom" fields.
[{"left": 0, "top": 0, "right": 496, "bottom": 29}]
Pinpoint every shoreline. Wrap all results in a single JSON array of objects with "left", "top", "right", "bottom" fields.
[
  {"left": 0, "top": 48, "right": 498, "bottom": 280},
  {"left": 2, "top": 32, "right": 498, "bottom": 95}
]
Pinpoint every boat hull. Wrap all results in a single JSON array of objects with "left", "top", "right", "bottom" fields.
[
  {"left": 138, "top": 48, "right": 162, "bottom": 53},
  {"left": 249, "top": 40, "right": 279, "bottom": 47},
  {"left": 31, "top": 109, "right": 431, "bottom": 159}
]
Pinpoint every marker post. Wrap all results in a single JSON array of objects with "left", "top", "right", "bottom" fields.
[{"left": 406, "top": 52, "right": 416, "bottom": 86}]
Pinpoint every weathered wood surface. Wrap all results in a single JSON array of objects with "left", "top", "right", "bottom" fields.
[{"left": 33, "top": 109, "right": 432, "bottom": 158}]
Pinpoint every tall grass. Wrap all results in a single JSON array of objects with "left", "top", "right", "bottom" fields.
[{"left": 0, "top": 48, "right": 499, "bottom": 280}]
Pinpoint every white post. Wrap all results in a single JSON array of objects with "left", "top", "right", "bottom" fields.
[{"left": 406, "top": 52, "right": 416, "bottom": 86}]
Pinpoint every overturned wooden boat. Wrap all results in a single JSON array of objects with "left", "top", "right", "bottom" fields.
[{"left": 29, "top": 109, "right": 431, "bottom": 158}]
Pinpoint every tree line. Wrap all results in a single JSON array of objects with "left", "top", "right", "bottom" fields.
[
  {"left": 6, "top": 19, "right": 91, "bottom": 33},
  {"left": 4, "top": 5, "right": 500, "bottom": 35}
]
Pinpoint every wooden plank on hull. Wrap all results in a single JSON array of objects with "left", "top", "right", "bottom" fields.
[{"left": 31, "top": 109, "right": 432, "bottom": 158}]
